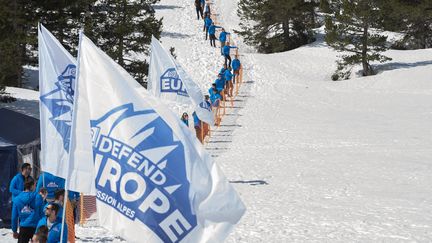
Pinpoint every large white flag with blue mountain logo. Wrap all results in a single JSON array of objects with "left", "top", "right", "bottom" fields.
[
  {"left": 68, "top": 33, "right": 245, "bottom": 242},
  {"left": 38, "top": 24, "right": 76, "bottom": 178},
  {"left": 149, "top": 36, "right": 214, "bottom": 125}
]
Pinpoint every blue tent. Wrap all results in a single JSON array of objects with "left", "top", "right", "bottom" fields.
[{"left": 0, "top": 108, "right": 40, "bottom": 226}]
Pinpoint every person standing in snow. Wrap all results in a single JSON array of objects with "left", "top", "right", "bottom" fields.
[
  {"left": 208, "top": 23, "right": 222, "bottom": 47},
  {"left": 215, "top": 73, "right": 225, "bottom": 92},
  {"left": 232, "top": 55, "right": 241, "bottom": 84},
  {"left": 222, "top": 42, "right": 237, "bottom": 67},
  {"left": 9, "top": 163, "right": 33, "bottom": 201},
  {"left": 210, "top": 88, "right": 222, "bottom": 108},
  {"left": 219, "top": 28, "right": 230, "bottom": 54},
  {"left": 194, "top": 0, "right": 203, "bottom": 20},
  {"left": 203, "top": 14, "right": 213, "bottom": 40},
  {"left": 11, "top": 178, "right": 38, "bottom": 243},
  {"left": 181, "top": 112, "right": 189, "bottom": 127},
  {"left": 224, "top": 68, "right": 234, "bottom": 97}
]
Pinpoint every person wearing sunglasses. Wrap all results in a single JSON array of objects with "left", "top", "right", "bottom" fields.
[{"left": 36, "top": 203, "right": 67, "bottom": 243}]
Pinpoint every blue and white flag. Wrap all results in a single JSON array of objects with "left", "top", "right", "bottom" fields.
[
  {"left": 38, "top": 24, "right": 76, "bottom": 178},
  {"left": 148, "top": 36, "right": 191, "bottom": 105},
  {"left": 68, "top": 33, "right": 245, "bottom": 242},
  {"left": 149, "top": 37, "right": 214, "bottom": 125}
]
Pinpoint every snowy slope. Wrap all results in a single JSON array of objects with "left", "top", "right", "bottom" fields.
[
  {"left": 214, "top": 1, "right": 432, "bottom": 242},
  {"left": 2, "top": 0, "right": 432, "bottom": 242}
]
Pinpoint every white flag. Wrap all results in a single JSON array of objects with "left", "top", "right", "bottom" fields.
[
  {"left": 148, "top": 36, "right": 191, "bottom": 105},
  {"left": 68, "top": 33, "right": 245, "bottom": 242},
  {"left": 149, "top": 37, "right": 214, "bottom": 125},
  {"left": 38, "top": 24, "right": 76, "bottom": 178}
]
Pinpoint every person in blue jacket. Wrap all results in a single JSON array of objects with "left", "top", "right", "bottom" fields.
[
  {"left": 224, "top": 68, "right": 234, "bottom": 97},
  {"left": 36, "top": 172, "right": 65, "bottom": 201},
  {"left": 219, "top": 64, "right": 228, "bottom": 81},
  {"left": 232, "top": 55, "right": 241, "bottom": 84},
  {"left": 208, "top": 83, "right": 216, "bottom": 96},
  {"left": 215, "top": 74, "right": 225, "bottom": 91},
  {"left": 209, "top": 88, "right": 222, "bottom": 108},
  {"left": 203, "top": 14, "right": 212, "bottom": 40},
  {"left": 11, "top": 178, "right": 38, "bottom": 243},
  {"left": 222, "top": 42, "right": 237, "bottom": 67},
  {"left": 10, "top": 163, "right": 33, "bottom": 201},
  {"left": 36, "top": 203, "right": 68, "bottom": 243},
  {"left": 219, "top": 28, "right": 230, "bottom": 53},
  {"left": 208, "top": 23, "right": 222, "bottom": 47}
]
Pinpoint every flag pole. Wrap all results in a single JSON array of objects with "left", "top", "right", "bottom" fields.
[{"left": 60, "top": 181, "right": 68, "bottom": 243}]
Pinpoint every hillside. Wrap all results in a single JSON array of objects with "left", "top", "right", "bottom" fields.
[{"left": 1, "top": 0, "right": 432, "bottom": 242}]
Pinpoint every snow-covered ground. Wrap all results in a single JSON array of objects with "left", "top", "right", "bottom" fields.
[{"left": 2, "top": 0, "right": 432, "bottom": 242}]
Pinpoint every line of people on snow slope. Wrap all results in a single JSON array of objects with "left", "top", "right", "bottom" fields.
[{"left": 182, "top": 0, "right": 243, "bottom": 143}]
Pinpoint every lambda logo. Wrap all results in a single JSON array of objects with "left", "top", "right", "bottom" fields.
[
  {"left": 160, "top": 68, "right": 188, "bottom": 97},
  {"left": 91, "top": 103, "right": 197, "bottom": 242},
  {"left": 40, "top": 64, "right": 76, "bottom": 151}
]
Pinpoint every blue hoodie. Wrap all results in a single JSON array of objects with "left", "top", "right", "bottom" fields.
[
  {"left": 215, "top": 78, "right": 225, "bottom": 90},
  {"left": 224, "top": 69, "right": 233, "bottom": 81},
  {"left": 210, "top": 92, "right": 222, "bottom": 106},
  {"left": 223, "top": 45, "right": 237, "bottom": 56},
  {"left": 36, "top": 216, "right": 68, "bottom": 243},
  {"left": 219, "top": 31, "right": 230, "bottom": 42},
  {"left": 232, "top": 58, "right": 241, "bottom": 71},
  {"left": 11, "top": 191, "right": 38, "bottom": 232},
  {"left": 208, "top": 25, "right": 221, "bottom": 35},
  {"left": 9, "top": 173, "right": 25, "bottom": 200},
  {"left": 36, "top": 172, "right": 65, "bottom": 200},
  {"left": 204, "top": 17, "right": 212, "bottom": 28}
]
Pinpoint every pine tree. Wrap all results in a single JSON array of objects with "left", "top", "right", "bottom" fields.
[
  {"left": 31, "top": 0, "right": 96, "bottom": 59},
  {"left": 385, "top": 0, "right": 432, "bottom": 49},
  {"left": 237, "top": 0, "right": 318, "bottom": 53},
  {"left": 86, "top": 0, "right": 162, "bottom": 84},
  {"left": 0, "top": 0, "right": 30, "bottom": 88},
  {"left": 325, "top": 0, "right": 391, "bottom": 80}
]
